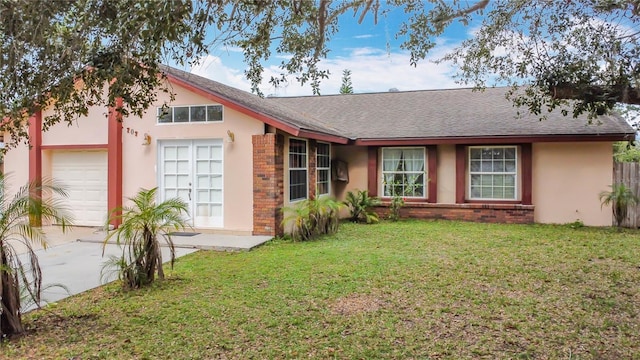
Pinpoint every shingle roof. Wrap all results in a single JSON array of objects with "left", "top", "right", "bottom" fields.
[
  {"left": 268, "top": 87, "right": 634, "bottom": 140},
  {"left": 159, "top": 65, "right": 345, "bottom": 138},
  {"left": 161, "top": 65, "right": 634, "bottom": 142}
]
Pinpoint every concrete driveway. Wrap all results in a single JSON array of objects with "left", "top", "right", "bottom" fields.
[
  {"left": 18, "top": 237, "right": 196, "bottom": 311},
  {"left": 13, "top": 225, "right": 270, "bottom": 312}
]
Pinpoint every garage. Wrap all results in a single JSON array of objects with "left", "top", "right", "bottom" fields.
[{"left": 51, "top": 151, "right": 108, "bottom": 226}]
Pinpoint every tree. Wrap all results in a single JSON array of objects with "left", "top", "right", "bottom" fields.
[
  {"left": 613, "top": 141, "right": 640, "bottom": 162},
  {"left": 0, "top": 175, "right": 72, "bottom": 337},
  {"left": 102, "top": 188, "right": 188, "bottom": 290},
  {"left": 2, "top": 0, "right": 640, "bottom": 148},
  {"left": 442, "top": 1, "right": 640, "bottom": 119},
  {"left": 600, "top": 183, "right": 639, "bottom": 229},
  {"left": 339, "top": 69, "right": 354, "bottom": 94}
]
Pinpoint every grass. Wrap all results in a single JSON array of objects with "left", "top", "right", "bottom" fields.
[{"left": 3, "top": 220, "right": 640, "bottom": 359}]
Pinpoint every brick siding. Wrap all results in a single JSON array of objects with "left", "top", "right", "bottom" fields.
[
  {"left": 308, "top": 140, "right": 317, "bottom": 200},
  {"left": 373, "top": 202, "right": 534, "bottom": 224},
  {"left": 252, "top": 133, "right": 285, "bottom": 236}
]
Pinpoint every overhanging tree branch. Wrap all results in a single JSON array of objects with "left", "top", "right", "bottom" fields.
[{"left": 550, "top": 84, "right": 640, "bottom": 105}]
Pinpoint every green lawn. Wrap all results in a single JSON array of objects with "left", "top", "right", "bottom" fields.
[{"left": 3, "top": 220, "right": 640, "bottom": 359}]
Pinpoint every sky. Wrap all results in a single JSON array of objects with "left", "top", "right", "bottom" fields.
[{"left": 187, "top": 6, "right": 474, "bottom": 97}]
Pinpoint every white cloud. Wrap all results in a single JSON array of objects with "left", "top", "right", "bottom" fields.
[
  {"left": 190, "top": 44, "right": 463, "bottom": 97},
  {"left": 191, "top": 55, "right": 253, "bottom": 92},
  {"left": 354, "top": 34, "right": 374, "bottom": 39}
]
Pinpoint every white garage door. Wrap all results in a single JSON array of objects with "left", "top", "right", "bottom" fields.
[{"left": 51, "top": 151, "right": 108, "bottom": 226}]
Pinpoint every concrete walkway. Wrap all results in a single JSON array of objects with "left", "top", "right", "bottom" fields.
[
  {"left": 76, "top": 228, "right": 273, "bottom": 252},
  {"left": 13, "top": 226, "right": 272, "bottom": 311}
]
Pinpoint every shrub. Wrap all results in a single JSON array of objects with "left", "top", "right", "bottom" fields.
[
  {"left": 282, "top": 197, "right": 343, "bottom": 241},
  {"left": 599, "top": 183, "right": 639, "bottom": 229},
  {"left": 388, "top": 195, "right": 405, "bottom": 221},
  {"left": 344, "top": 190, "right": 380, "bottom": 224}
]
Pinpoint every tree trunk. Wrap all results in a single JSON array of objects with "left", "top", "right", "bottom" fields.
[
  {"left": 143, "top": 231, "right": 156, "bottom": 284},
  {"left": 1, "top": 246, "right": 25, "bottom": 337}
]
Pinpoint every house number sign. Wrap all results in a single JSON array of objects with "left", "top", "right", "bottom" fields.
[{"left": 125, "top": 127, "right": 139, "bottom": 136}]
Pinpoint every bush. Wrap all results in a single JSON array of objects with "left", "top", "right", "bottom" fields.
[
  {"left": 344, "top": 189, "right": 380, "bottom": 224},
  {"left": 599, "top": 183, "right": 639, "bottom": 229},
  {"left": 388, "top": 195, "right": 405, "bottom": 221},
  {"left": 281, "top": 197, "right": 343, "bottom": 241}
]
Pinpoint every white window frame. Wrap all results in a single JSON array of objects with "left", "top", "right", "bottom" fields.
[
  {"left": 381, "top": 147, "right": 426, "bottom": 198},
  {"left": 157, "top": 104, "right": 224, "bottom": 124},
  {"left": 316, "top": 142, "right": 331, "bottom": 196},
  {"left": 289, "top": 138, "right": 308, "bottom": 202},
  {"left": 468, "top": 146, "right": 518, "bottom": 200}
]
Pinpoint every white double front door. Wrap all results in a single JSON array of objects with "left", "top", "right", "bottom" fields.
[{"left": 159, "top": 139, "right": 223, "bottom": 228}]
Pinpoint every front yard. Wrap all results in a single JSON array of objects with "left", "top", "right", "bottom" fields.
[{"left": 3, "top": 220, "right": 640, "bottom": 359}]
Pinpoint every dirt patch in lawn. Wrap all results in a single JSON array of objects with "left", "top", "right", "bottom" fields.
[{"left": 330, "top": 293, "right": 386, "bottom": 315}]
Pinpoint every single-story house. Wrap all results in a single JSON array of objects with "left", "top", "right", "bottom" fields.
[{"left": 3, "top": 65, "right": 634, "bottom": 235}]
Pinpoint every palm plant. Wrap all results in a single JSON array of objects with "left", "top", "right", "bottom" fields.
[
  {"left": 281, "top": 197, "right": 344, "bottom": 241},
  {"left": 0, "top": 175, "right": 72, "bottom": 337},
  {"left": 103, "top": 187, "right": 189, "bottom": 290},
  {"left": 281, "top": 199, "right": 315, "bottom": 242},
  {"left": 315, "top": 196, "right": 344, "bottom": 235},
  {"left": 599, "top": 183, "right": 639, "bottom": 229},
  {"left": 344, "top": 189, "right": 380, "bottom": 224}
]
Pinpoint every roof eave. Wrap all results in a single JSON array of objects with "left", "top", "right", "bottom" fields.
[
  {"left": 297, "top": 129, "right": 350, "bottom": 144},
  {"left": 353, "top": 133, "right": 634, "bottom": 146}
]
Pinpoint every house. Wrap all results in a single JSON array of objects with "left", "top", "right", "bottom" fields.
[{"left": 3, "top": 65, "right": 634, "bottom": 235}]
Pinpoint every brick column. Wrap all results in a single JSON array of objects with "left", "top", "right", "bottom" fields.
[
  {"left": 252, "top": 133, "right": 284, "bottom": 236},
  {"left": 308, "top": 140, "right": 317, "bottom": 200}
]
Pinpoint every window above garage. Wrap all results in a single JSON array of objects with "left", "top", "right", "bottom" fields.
[{"left": 157, "top": 105, "right": 223, "bottom": 124}]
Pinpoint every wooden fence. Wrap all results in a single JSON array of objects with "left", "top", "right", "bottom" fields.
[{"left": 613, "top": 162, "right": 640, "bottom": 228}]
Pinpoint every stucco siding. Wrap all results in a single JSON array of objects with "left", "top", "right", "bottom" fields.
[
  {"left": 121, "top": 83, "right": 265, "bottom": 233},
  {"left": 41, "top": 100, "right": 109, "bottom": 146},
  {"left": 2, "top": 135, "right": 29, "bottom": 199},
  {"left": 332, "top": 145, "right": 368, "bottom": 201},
  {"left": 532, "top": 142, "right": 613, "bottom": 226},
  {"left": 436, "top": 145, "right": 456, "bottom": 204}
]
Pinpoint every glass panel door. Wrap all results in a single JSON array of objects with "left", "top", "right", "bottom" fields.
[
  {"left": 161, "top": 143, "right": 192, "bottom": 223},
  {"left": 159, "top": 140, "right": 223, "bottom": 228},
  {"left": 193, "top": 140, "right": 223, "bottom": 227}
]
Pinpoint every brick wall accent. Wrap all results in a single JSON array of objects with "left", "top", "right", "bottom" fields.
[
  {"left": 252, "top": 133, "right": 285, "bottom": 236},
  {"left": 308, "top": 140, "right": 317, "bottom": 199},
  {"left": 373, "top": 202, "right": 534, "bottom": 224}
]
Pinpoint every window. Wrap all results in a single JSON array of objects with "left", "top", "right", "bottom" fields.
[
  {"left": 289, "top": 138, "right": 308, "bottom": 201},
  {"left": 469, "top": 146, "right": 517, "bottom": 200},
  {"left": 316, "top": 142, "right": 331, "bottom": 196},
  {"left": 382, "top": 147, "right": 425, "bottom": 198},
  {"left": 157, "top": 105, "right": 223, "bottom": 123}
]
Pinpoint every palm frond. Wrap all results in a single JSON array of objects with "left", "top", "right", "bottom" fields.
[
  {"left": 102, "top": 187, "right": 189, "bottom": 290},
  {"left": 0, "top": 174, "right": 73, "bottom": 336}
]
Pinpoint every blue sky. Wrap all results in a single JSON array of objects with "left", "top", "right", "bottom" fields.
[{"left": 188, "top": 7, "right": 475, "bottom": 97}]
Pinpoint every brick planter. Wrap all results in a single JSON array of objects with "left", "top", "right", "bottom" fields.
[{"left": 373, "top": 202, "right": 534, "bottom": 224}]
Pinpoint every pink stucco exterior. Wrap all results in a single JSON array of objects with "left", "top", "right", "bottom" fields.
[
  {"left": 3, "top": 134, "right": 29, "bottom": 198},
  {"left": 2, "top": 73, "right": 623, "bottom": 231},
  {"left": 329, "top": 142, "right": 614, "bottom": 226},
  {"left": 120, "top": 83, "right": 265, "bottom": 233},
  {"left": 532, "top": 142, "right": 613, "bottom": 226},
  {"left": 41, "top": 104, "right": 109, "bottom": 146}
]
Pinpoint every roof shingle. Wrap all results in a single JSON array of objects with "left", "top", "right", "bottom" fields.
[
  {"left": 269, "top": 88, "right": 634, "bottom": 140},
  {"left": 161, "top": 66, "right": 634, "bottom": 141}
]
